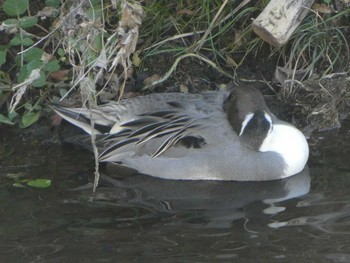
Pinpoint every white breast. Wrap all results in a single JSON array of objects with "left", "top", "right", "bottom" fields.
[{"left": 259, "top": 123, "right": 309, "bottom": 177}]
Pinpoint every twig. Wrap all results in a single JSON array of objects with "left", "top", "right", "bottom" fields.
[
  {"left": 89, "top": 109, "right": 100, "bottom": 193},
  {"left": 143, "top": 31, "right": 206, "bottom": 51},
  {"left": 142, "top": 53, "right": 234, "bottom": 90}
]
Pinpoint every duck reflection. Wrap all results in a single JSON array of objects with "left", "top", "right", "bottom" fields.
[{"left": 92, "top": 167, "right": 310, "bottom": 228}]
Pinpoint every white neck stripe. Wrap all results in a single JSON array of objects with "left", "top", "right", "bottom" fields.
[{"left": 239, "top": 112, "right": 254, "bottom": 136}]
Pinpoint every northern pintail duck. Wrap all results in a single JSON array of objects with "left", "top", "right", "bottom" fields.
[{"left": 54, "top": 86, "right": 309, "bottom": 181}]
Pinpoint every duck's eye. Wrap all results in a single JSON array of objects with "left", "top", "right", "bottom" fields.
[{"left": 228, "top": 93, "right": 236, "bottom": 101}]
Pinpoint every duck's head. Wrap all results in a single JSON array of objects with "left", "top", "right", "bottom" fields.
[
  {"left": 224, "top": 86, "right": 309, "bottom": 177},
  {"left": 224, "top": 86, "right": 273, "bottom": 151}
]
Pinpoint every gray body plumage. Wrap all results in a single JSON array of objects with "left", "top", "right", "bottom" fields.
[{"left": 54, "top": 87, "right": 308, "bottom": 181}]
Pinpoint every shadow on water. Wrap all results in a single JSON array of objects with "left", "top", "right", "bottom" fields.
[
  {"left": 0, "top": 121, "right": 350, "bottom": 263},
  {"left": 96, "top": 167, "right": 310, "bottom": 229}
]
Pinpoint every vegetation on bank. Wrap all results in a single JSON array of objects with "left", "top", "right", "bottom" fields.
[{"left": 0, "top": 0, "right": 349, "bottom": 131}]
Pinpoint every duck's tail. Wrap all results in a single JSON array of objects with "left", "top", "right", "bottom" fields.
[{"left": 52, "top": 106, "right": 113, "bottom": 135}]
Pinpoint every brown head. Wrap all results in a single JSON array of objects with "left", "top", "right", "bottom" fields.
[{"left": 224, "top": 86, "right": 273, "bottom": 151}]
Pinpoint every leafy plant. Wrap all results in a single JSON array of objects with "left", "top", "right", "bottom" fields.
[
  {"left": 0, "top": 0, "right": 61, "bottom": 127},
  {"left": 12, "top": 178, "right": 52, "bottom": 188},
  {"left": 8, "top": 172, "right": 52, "bottom": 188},
  {"left": 1, "top": 0, "right": 146, "bottom": 130}
]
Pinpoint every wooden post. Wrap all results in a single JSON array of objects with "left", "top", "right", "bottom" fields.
[{"left": 252, "top": 0, "right": 315, "bottom": 47}]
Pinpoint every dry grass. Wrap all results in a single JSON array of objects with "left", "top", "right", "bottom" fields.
[{"left": 278, "top": 73, "right": 350, "bottom": 131}]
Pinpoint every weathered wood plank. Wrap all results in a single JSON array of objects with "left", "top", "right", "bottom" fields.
[{"left": 252, "top": 0, "right": 315, "bottom": 47}]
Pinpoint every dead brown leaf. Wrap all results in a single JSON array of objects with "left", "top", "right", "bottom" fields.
[
  {"left": 312, "top": 3, "right": 336, "bottom": 14},
  {"left": 143, "top": 74, "right": 161, "bottom": 86},
  {"left": 49, "top": 70, "right": 70, "bottom": 81}
]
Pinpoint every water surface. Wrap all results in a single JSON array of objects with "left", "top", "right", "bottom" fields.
[{"left": 1, "top": 122, "right": 350, "bottom": 263}]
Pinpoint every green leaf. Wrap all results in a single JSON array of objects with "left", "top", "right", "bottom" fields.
[
  {"left": 0, "top": 51, "right": 6, "bottom": 66},
  {"left": 27, "top": 179, "right": 51, "bottom": 188},
  {"left": 3, "top": 18, "right": 18, "bottom": 26},
  {"left": 23, "top": 102, "right": 33, "bottom": 110},
  {"left": 0, "top": 113, "right": 14, "bottom": 125},
  {"left": 21, "top": 111, "right": 40, "bottom": 128},
  {"left": 3, "top": 0, "right": 29, "bottom": 16},
  {"left": 93, "top": 34, "right": 103, "bottom": 51},
  {"left": 18, "top": 16, "right": 38, "bottom": 28},
  {"left": 18, "top": 65, "right": 29, "bottom": 82},
  {"left": 33, "top": 104, "right": 42, "bottom": 111},
  {"left": 10, "top": 35, "right": 34, "bottom": 46},
  {"left": 57, "top": 48, "right": 65, "bottom": 57},
  {"left": 18, "top": 61, "right": 44, "bottom": 86},
  {"left": 87, "top": 5, "right": 103, "bottom": 20},
  {"left": 23, "top": 47, "right": 43, "bottom": 62},
  {"left": 32, "top": 70, "right": 46, "bottom": 87},
  {"left": 12, "top": 182, "right": 26, "bottom": 188},
  {"left": 8, "top": 110, "right": 18, "bottom": 121},
  {"left": 21, "top": 37, "right": 34, "bottom": 46},
  {"left": 90, "top": 0, "right": 102, "bottom": 6},
  {"left": 58, "top": 88, "right": 67, "bottom": 97},
  {"left": 27, "top": 59, "right": 42, "bottom": 71},
  {"left": 86, "top": 48, "right": 98, "bottom": 64},
  {"left": 43, "top": 59, "right": 60, "bottom": 72},
  {"left": 10, "top": 36, "right": 22, "bottom": 46},
  {"left": 7, "top": 173, "right": 26, "bottom": 179}
]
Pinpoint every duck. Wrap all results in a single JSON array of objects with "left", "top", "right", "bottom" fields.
[{"left": 53, "top": 85, "right": 309, "bottom": 181}]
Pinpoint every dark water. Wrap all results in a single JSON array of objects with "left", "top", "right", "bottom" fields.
[{"left": 1, "top": 122, "right": 350, "bottom": 263}]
